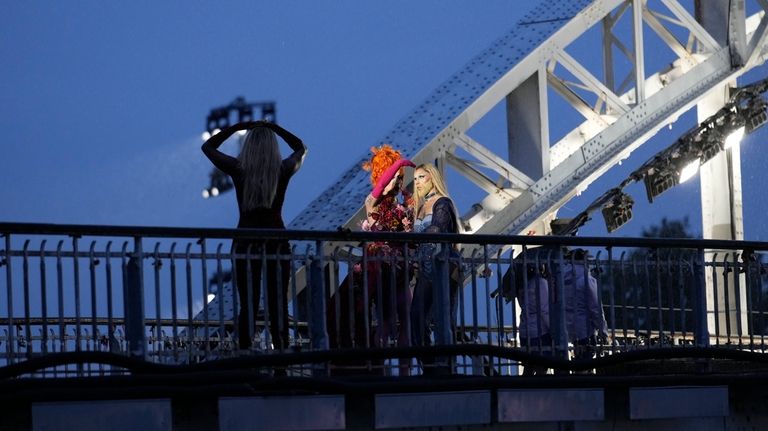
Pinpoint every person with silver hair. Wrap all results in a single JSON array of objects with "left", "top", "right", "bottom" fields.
[{"left": 202, "top": 120, "right": 306, "bottom": 352}]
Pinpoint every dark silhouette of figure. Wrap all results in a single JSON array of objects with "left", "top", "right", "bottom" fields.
[{"left": 202, "top": 120, "right": 306, "bottom": 351}]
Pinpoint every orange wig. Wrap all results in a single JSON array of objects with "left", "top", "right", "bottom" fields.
[{"left": 362, "top": 145, "right": 402, "bottom": 185}]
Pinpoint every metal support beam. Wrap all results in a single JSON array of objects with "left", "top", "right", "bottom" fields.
[
  {"left": 506, "top": 69, "right": 549, "bottom": 182},
  {"left": 663, "top": 0, "right": 721, "bottom": 52},
  {"left": 555, "top": 49, "right": 630, "bottom": 115},
  {"left": 696, "top": 0, "right": 749, "bottom": 341},
  {"left": 633, "top": 0, "right": 646, "bottom": 103}
]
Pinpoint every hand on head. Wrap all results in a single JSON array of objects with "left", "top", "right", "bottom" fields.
[{"left": 372, "top": 158, "right": 415, "bottom": 199}]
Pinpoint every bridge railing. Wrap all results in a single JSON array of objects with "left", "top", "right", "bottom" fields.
[{"left": 2, "top": 222, "right": 768, "bottom": 378}]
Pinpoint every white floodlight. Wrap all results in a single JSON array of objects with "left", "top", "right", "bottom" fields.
[
  {"left": 678, "top": 159, "right": 701, "bottom": 183},
  {"left": 724, "top": 126, "right": 745, "bottom": 149},
  {"left": 211, "top": 187, "right": 219, "bottom": 197},
  {"left": 207, "top": 293, "right": 216, "bottom": 304},
  {"left": 202, "top": 189, "right": 210, "bottom": 199}
]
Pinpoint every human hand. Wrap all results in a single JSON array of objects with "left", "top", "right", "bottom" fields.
[
  {"left": 479, "top": 266, "right": 493, "bottom": 278},
  {"left": 382, "top": 174, "right": 401, "bottom": 196},
  {"left": 372, "top": 159, "right": 416, "bottom": 199}
]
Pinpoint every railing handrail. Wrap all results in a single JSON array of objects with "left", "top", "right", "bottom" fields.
[{"left": 4, "top": 221, "right": 768, "bottom": 251}]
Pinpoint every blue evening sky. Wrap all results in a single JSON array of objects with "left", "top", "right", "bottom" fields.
[{"left": 2, "top": 1, "right": 768, "bottom": 240}]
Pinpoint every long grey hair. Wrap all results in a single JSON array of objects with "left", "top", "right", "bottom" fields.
[{"left": 238, "top": 126, "right": 281, "bottom": 210}]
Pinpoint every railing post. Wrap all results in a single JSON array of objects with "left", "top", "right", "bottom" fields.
[
  {"left": 309, "top": 240, "right": 329, "bottom": 353},
  {"left": 551, "top": 247, "right": 569, "bottom": 361},
  {"left": 3, "top": 233, "right": 15, "bottom": 364},
  {"left": 694, "top": 248, "right": 710, "bottom": 347},
  {"left": 124, "top": 236, "right": 146, "bottom": 360},
  {"left": 434, "top": 242, "right": 453, "bottom": 346}
]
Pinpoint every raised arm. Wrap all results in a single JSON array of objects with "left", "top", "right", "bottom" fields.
[
  {"left": 201, "top": 121, "right": 260, "bottom": 174},
  {"left": 371, "top": 159, "right": 415, "bottom": 199},
  {"left": 262, "top": 122, "right": 307, "bottom": 173}
]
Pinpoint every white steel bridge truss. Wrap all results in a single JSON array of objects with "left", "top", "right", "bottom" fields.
[
  {"left": 201, "top": 0, "right": 768, "bottom": 323},
  {"left": 290, "top": 0, "right": 768, "bottom": 243}
]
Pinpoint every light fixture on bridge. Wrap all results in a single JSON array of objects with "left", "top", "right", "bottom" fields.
[
  {"left": 571, "top": 78, "right": 768, "bottom": 235},
  {"left": 201, "top": 97, "right": 277, "bottom": 199},
  {"left": 601, "top": 191, "right": 634, "bottom": 233},
  {"left": 724, "top": 126, "right": 745, "bottom": 149},
  {"left": 206, "top": 108, "right": 230, "bottom": 134},
  {"left": 642, "top": 157, "right": 678, "bottom": 203},
  {"left": 677, "top": 157, "right": 701, "bottom": 183},
  {"left": 202, "top": 168, "right": 233, "bottom": 199},
  {"left": 744, "top": 96, "right": 768, "bottom": 134}
]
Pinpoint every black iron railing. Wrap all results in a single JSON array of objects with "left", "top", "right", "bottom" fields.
[{"left": 2, "top": 222, "right": 768, "bottom": 378}]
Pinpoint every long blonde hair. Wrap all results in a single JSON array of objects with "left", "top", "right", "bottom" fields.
[
  {"left": 238, "top": 126, "right": 281, "bottom": 210},
  {"left": 413, "top": 163, "right": 463, "bottom": 232}
]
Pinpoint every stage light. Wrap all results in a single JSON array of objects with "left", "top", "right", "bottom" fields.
[
  {"left": 601, "top": 192, "right": 634, "bottom": 233},
  {"left": 643, "top": 162, "right": 677, "bottom": 203},
  {"left": 237, "top": 105, "right": 254, "bottom": 123},
  {"left": 206, "top": 108, "right": 229, "bottom": 133},
  {"left": 574, "top": 78, "right": 768, "bottom": 234},
  {"left": 262, "top": 104, "right": 276, "bottom": 122},
  {"left": 724, "top": 126, "right": 745, "bottom": 149},
  {"left": 698, "top": 134, "right": 723, "bottom": 163},
  {"left": 745, "top": 98, "right": 768, "bottom": 133},
  {"left": 201, "top": 97, "right": 277, "bottom": 199},
  {"left": 678, "top": 158, "right": 701, "bottom": 183}
]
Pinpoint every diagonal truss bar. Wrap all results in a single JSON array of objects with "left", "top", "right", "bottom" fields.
[
  {"left": 555, "top": 49, "right": 630, "bottom": 114},
  {"left": 747, "top": 9, "right": 768, "bottom": 67},
  {"left": 548, "top": 71, "right": 610, "bottom": 123},
  {"left": 444, "top": 152, "right": 516, "bottom": 197},
  {"left": 453, "top": 134, "right": 534, "bottom": 188},
  {"left": 643, "top": 7, "right": 700, "bottom": 65},
  {"left": 661, "top": 0, "right": 721, "bottom": 52}
]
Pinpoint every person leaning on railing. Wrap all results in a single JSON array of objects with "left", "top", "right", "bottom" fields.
[{"left": 202, "top": 120, "right": 307, "bottom": 352}]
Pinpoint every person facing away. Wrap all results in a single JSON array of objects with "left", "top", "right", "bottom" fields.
[
  {"left": 410, "top": 163, "right": 461, "bottom": 374},
  {"left": 499, "top": 246, "right": 551, "bottom": 376},
  {"left": 201, "top": 120, "right": 307, "bottom": 351},
  {"left": 562, "top": 250, "right": 608, "bottom": 362}
]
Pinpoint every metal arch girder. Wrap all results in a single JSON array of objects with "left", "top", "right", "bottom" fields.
[
  {"left": 288, "top": 0, "right": 764, "bottom": 240},
  {"left": 288, "top": 0, "right": 612, "bottom": 232},
  {"left": 473, "top": 46, "right": 743, "bottom": 241}
]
